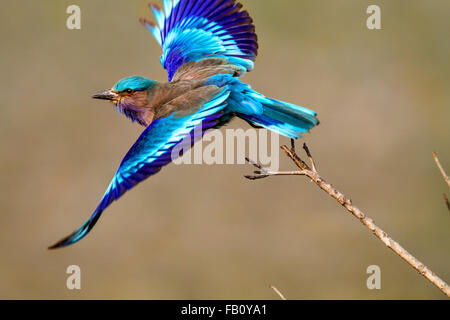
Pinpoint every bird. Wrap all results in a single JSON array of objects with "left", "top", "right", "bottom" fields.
[{"left": 49, "top": 0, "right": 319, "bottom": 249}]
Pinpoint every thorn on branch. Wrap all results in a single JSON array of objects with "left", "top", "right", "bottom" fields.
[
  {"left": 303, "top": 143, "right": 317, "bottom": 173},
  {"left": 244, "top": 174, "right": 270, "bottom": 180},
  {"left": 244, "top": 157, "right": 270, "bottom": 180},
  {"left": 245, "top": 157, "right": 262, "bottom": 170},
  {"left": 290, "top": 138, "right": 296, "bottom": 153}
]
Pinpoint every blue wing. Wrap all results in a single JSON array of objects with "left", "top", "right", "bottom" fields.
[
  {"left": 49, "top": 88, "right": 230, "bottom": 249},
  {"left": 140, "top": 0, "right": 258, "bottom": 81}
]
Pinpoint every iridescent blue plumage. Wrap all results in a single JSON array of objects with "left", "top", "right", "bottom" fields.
[
  {"left": 113, "top": 76, "right": 157, "bottom": 92},
  {"left": 142, "top": 0, "right": 258, "bottom": 80},
  {"left": 50, "top": 0, "right": 319, "bottom": 249},
  {"left": 49, "top": 88, "right": 230, "bottom": 248}
]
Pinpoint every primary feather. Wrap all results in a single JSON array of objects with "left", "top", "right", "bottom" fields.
[
  {"left": 141, "top": 0, "right": 258, "bottom": 80},
  {"left": 49, "top": 87, "right": 230, "bottom": 248}
]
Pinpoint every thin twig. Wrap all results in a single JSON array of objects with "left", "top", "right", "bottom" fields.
[
  {"left": 244, "top": 157, "right": 270, "bottom": 180},
  {"left": 246, "top": 143, "right": 450, "bottom": 297},
  {"left": 270, "top": 285, "right": 287, "bottom": 300},
  {"left": 433, "top": 152, "right": 450, "bottom": 188},
  {"left": 290, "top": 138, "right": 296, "bottom": 154},
  {"left": 302, "top": 143, "right": 317, "bottom": 173},
  {"left": 432, "top": 152, "right": 450, "bottom": 212},
  {"left": 444, "top": 194, "right": 450, "bottom": 212}
]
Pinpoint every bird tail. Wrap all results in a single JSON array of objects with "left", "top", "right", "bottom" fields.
[{"left": 238, "top": 92, "right": 319, "bottom": 139}]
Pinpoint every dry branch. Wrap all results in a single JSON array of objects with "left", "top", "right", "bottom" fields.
[
  {"left": 270, "top": 285, "right": 287, "bottom": 300},
  {"left": 433, "top": 152, "right": 450, "bottom": 211},
  {"left": 433, "top": 152, "right": 450, "bottom": 188},
  {"left": 444, "top": 194, "right": 450, "bottom": 212},
  {"left": 246, "top": 142, "right": 450, "bottom": 297}
]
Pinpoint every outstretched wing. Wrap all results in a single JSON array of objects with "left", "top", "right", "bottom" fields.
[
  {"left": 140, "top": 0, "right": 258, "bottom": 81},
  {"left": 49, "top": 87, "right": 230, "bottom": 249}
]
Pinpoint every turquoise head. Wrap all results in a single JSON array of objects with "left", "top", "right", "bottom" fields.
[{"left": 92, "top": 76, "right": 158, "bottom": 126}]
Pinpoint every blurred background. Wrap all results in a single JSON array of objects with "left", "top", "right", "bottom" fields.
[{"left": 0, "top": 0, "right": 449, "bottom": 299}]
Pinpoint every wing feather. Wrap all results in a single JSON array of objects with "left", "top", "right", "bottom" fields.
[
  {"left": 140, "top": 0, "right": 258, "bottom": 81},
  {"left": 49, "top": 87, "right": 230, "bottom": 249}
]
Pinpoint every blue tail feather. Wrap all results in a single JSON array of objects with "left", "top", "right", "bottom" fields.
[{"left": 238, "top": 92, "right": 319, "bottom": 139}]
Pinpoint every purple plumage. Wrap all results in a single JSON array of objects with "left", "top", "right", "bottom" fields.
[{"left": 141, "top": 0, "right": 258, "bottom": 80}]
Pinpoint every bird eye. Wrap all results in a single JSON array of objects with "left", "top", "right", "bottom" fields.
[{"left": 125, "top": 89, "right": 134, "bottom": 94}]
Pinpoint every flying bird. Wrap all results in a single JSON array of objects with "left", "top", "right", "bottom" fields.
[{"left": 49, "top": 0, "right": 319, "bottom": 249}]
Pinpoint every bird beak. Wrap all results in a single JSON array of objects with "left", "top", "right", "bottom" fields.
[{"left": 92, "top": 89, "right": 119, "bottom": 101}]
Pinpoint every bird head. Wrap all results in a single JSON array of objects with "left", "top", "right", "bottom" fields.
[{"left": 92, "top": 76, "right": 157, "bottom": 126}]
